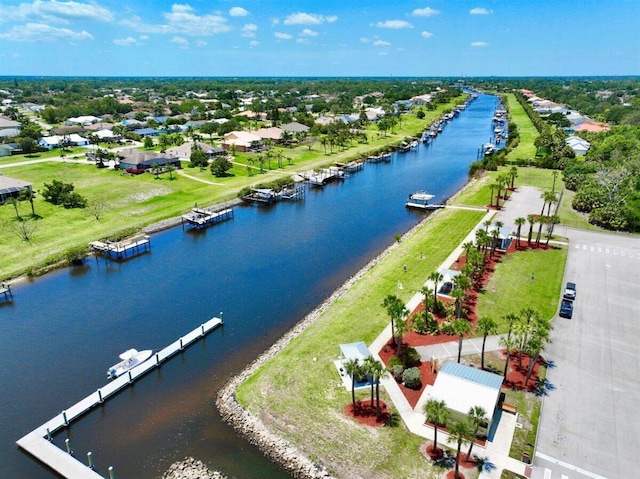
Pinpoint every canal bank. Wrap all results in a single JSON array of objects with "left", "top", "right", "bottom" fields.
[{"left": 3, "top": 93, "right": 502, "bottom": 479}]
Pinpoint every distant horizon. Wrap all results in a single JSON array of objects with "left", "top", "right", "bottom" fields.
[{"left": 1, "top": 1, "right": 638, "bottom": 77}]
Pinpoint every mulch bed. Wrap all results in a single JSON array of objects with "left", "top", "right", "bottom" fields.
[
  {"left": 343, "top": 399, "right": 390, "bottom": 427},
  {"left": 375, "top": 236, "right": 549, "bottom": 408}
]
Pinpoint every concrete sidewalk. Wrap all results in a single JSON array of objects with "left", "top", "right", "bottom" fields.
[{"left": 368, "top": 206, "right": 530, "bottom": 478}]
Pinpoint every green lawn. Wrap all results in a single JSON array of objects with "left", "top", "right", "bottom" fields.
[
  {"left": 503, "top": 93, "right": 538, "bottom": 161},
  {"left": 236, "top": 208, "right": 485, "bottom": 478},
  {"left": 476, "top": 246, "right": 568, "bottom": 326},
  {"left": 0, "top": 100, "right": 468, "bottom": 281}
]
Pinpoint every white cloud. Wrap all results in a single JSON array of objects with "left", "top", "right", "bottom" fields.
[
  {"left": 0, "top": 0, "right": 114, "bottom": 24},
  {"left": 374, "top": 20, "right": 413, "bottom": 29},
  {"left": 274, "top": 32, "right": 292, "bottom": 40},
  {"left": 113, "top": 36, "right": 139, "bottom": 46},
  {"left": 471, "top": 41, "right": 490, "bottom": 47},
  {"left": 412, "top": 7, "right": 439, "bottom": 17},
  {"left": 360, "top": 37, "right": 371, "bottom": 43},
  {"left": 171, "top": 36, "right": 189, "bottom": 47},
  {"left": 249, "top": 40, "right": 259, "bottom": 46},
  {"left": 296, "top": 38, "right": 310, "bottom": 44},
  {"left": 121, "top": 4, "right": 231, "bottom": 36},
  {"left": 241, "top": 23, "right": 257, "bottom": 37},
  {"left": 271, "top": 18, "right": 280, "bottom": 26},
  {"left": 470, "top": 7, "right": 492, "bottom": 15},
  {"left": 140, "top": 35, "right": 149, "bottom": 40},
  {"left": 0, "top": 22, "right": 93, "bottom": 41},
  {"left": 283, "top": 12, "right": 337, "bottom": 25},
  {"left": 373, "top": 40, "right": 390, "bottom": 46},
  {"left": 229, "top": 6, "right": 249, "bottom": 17},
  {"left": 378, "top": 51, "right": 388, "bottom": 56},
  {"left": 195, "top": 39, "right": 207, "bottom": 46},
  {"left": 421, "top": 31, "right": 433, "bottom": 39},
  {"left": 300, "top": 28, "right": 318, "bottom": 37}
]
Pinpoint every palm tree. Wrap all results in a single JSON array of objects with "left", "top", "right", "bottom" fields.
[
  {"left": 546, "top": 215, "right": 560, "bottom": 246},
  {"left": 500, "top": 335, "right": 518, "bottom": 378},
  {"left": 488, "top": 183, "right": 496, "bottom": 207},
  {"left": 448, "top": 420, "right": 473, "bottom": 478},
  {"left": 490, "top": 227, "right": 500, "bottom": 258},
  {"left": 544, "top": 191, "right": 558, "bottom": 216},
  {"left": 527, "top": 214, "right": 536, "bottom": 246},
  {"left": 525, "top": 326, "right": 552, "bottom": 385},
  {"left": 535, "top": 214, "right": 546, "bottom": 246},
  {"left": 483, "top": 219, "right": 492, "bottom": 232},
  {"left": 343, "top": 358, "right": 362, "bottom": 408},
  {"left": 6, "top": 196, "right": 21, "bottom": 220},
  {"left": 428, "top": 271, "right": 443, "bottom": 305},
  {"left": 466, "top": 406, "right": 488, "bottom": 461},
  {"left": 367, "top": 359, "right": 386, "bottom": 418},
  {"left": 363, "top": 356, "right": 377, "bottom": 406},
  {"left": 420, "top": 285, "right": 434, "bottom": 313},
  {"left": 382, "top": 295, "right": 407, "bottom": 347},
  {"left": 423, "top": 399, "right": 448, "bottom": 456},
  {"left": 462, "top": 241, "right": 475, "bottom": 261},
  {"left": 503, "top": 312, "right": 520, "bottom": 344},
  {"left": 20, "top": 188, "right": 37, "bottom": 216},
  {"left": 451, "top": 318, "right": 472, "bottom": 363},
  {"left": 476, "top": 316, "right": 498, "bottom": 370},
  {"left": 509, "top": 166, "right": 518, "bottom": 189},
  {"left": 551, "top": 169, "right": 560, "bottom": 193},
  {"left": 514, "top": 217, "right": 526, "bottom": 249}
]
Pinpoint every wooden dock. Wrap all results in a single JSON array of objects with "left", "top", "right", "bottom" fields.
[
  {"left": 299, "top": 166, "right": 345, "bottom": 186},
  {"left": 17, "top": 316, "right": 224, "bottom": 479},
  {"left": 89, "top": 234, "right": 151, "bottom": 259},
  {"left": 182, "top": 206, "right": 234, "bottom": 229},
  {"left": 0, "top": 282, "right": 12, "bottom": 301},
  {"left": 242, "top": 186, "right": 304, "bottom": 204}
]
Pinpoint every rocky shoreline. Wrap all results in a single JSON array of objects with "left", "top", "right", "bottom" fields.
[
  {"left": 214, "top": 207, "right": 446, "bottom": 479},
  {"left": 161, "top": 457, "right": 227, "bottom": 479}
]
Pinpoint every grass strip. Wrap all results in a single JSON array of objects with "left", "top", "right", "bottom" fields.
[{"left": 235, "top": 208, "right": 485, "bottom": 478}]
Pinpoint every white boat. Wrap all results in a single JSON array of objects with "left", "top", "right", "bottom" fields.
[
  {"left": 107, "top": 348, "right": 153, "bottom": 379},
  {"left": 405, "top": 191, "right": 442, "bottom": 210}
]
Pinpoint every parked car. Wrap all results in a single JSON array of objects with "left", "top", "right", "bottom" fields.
[
  {"left": 559, "top": 299, "right": 574, "bottom": 318},
  {"left": 563, "top": 281, "right": 577, "bottom": 300}
]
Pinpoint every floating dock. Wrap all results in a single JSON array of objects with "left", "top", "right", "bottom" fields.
[
  {"left": 242, "top": 186, "right": 304, "bottom": 204},
  {"left": 299, "top": 166, "right": 345, "bottom": 186},
  {"left": 89, "top": 234, "right": 151, "bottom": 259},
  {"left": 0, "top": 282, "right": 12, "bottom": 302},
  {"left": 182, "top": 206, "right": 234, "bottom": 229},
  {"left": 17, "top": 316, "right": 224, "bottom": 479}
]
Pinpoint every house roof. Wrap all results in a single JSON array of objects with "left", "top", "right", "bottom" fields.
[
  {"left": 223, "top": 131, "right": 262, "bottom": 147},
  {"left": 281, "top": 122, "right": 310, "bottom": 133},
  {"left": 0, "top": 175, "right": 32, "bottom": 195},
  {"left": 427, "top": 361, "right": 503, "bottom": 417},
  {"left": 0, "top": 128, "right": 21, "bottom": 138},
  {"left": 574, "top": 120, "right": 611, "bottom": 132},
  {"left": 0, "top": 116, "right": 21, "bottom": 129},
  {"left": 252, "top": 127, "right": 283, "bottom": 140},
  {"left": 339, "top": 341, "right": 372, "bottom": 363}
]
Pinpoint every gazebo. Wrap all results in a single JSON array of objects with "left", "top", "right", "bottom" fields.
[{"left": 335, "top": 341, "right": 373, "bottom": 390}]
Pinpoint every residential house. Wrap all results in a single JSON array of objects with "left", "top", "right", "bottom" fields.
[
  {"left": 573, "top": 120, "right": 610, "bottom": 133},
  {"left": 0, "top": 128, "right": 21, "bottom": 139},
  {"left": 66, "top": 115, "right": 101, "bottom": 126},
  {"left": 133, "top": 128, "right": 162, "bottom": 138},
  {"left": 0, "top": 115, "right": 21, "bottom": 131},
  {"left": 281, "top": 122, "right": 310, "bottom": 134},
  {"left": 0, "top": 175, "right": 33, "bottom": 204},
  {"left": 252, "top": 127, "right": 283, "bottom": 142},
  {"left": 222, "top": 131, "right": 263, "bottom": 152},
  {"left": 118, "top": 148, "right": 180, "bottom": 171},
  {"left": 565, "top": 136, "right": 591, "bottom": 156},
  {"left": 166, "top": 141, "right": 225, "bottom": 160},
  {"left": 0, "top": 143, "right": 21, "bottom": 157},
  {"left": 38, "top": 134, "right": 90, "bottom": 150}
]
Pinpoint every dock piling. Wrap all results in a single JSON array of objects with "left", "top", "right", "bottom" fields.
[
  {"left": 64, "top": 438, "right": 72, "bottom": 455},
  {"left": 201, "top": 324, "right": 205, "bottom": 335},
  {"left": 179, "top": 338, "right": 183, "bottom": 350},
  {"left": 220, "top": 311, "right": 224, "bottom": 323},
  {"left": 127, "top": 370, "right": 132, "bottom": 383},
  {"left": 46, "top": 428, "right": 52, "bottom": 441},
  {"left": 62, "top": 410, "right": 68, "bottom": 426},
  {"left": 108, "top": 465, "right": 115, "bottom": 479},
  {"left": 97, "top": 389, "right": 103, "bottom": 403},
  {"left": 87, "top": 452, "right": 94, "bottom": 469},
  {"left": 156, "top": 352, "right": 160, "bottom": 365}
]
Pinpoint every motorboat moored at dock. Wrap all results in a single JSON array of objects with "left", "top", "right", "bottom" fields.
[
  {"left": 107, "top": 349, "right": 153, "bottom": 379},
  {"left": 405, "top": 191, "right": 444, "bottom": 210}
]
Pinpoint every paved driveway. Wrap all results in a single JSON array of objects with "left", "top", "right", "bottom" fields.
[{"left": 532, "top": 227, "right": 640, "bottom": 479}]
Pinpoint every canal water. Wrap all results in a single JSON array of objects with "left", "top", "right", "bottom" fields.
[{"left": 0, "top": 93, "right": 500, "bottom": 479}]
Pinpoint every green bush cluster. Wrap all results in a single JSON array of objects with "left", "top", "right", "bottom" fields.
[{"left": 402, "top": 367, "right": 422, "bottom": 390}]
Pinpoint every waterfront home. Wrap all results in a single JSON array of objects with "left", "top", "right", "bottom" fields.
[
  {"left": 0, "top": 143, "right": 20, "bottom": 156},
  {"left": 166, "top": 141, "right": 225, "bottom": 160}
]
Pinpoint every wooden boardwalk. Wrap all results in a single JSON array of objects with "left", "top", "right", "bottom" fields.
[
  {"left": 17, "top": 316, "right": 224, "bottom": 478},
  {"left": 89, "top": 234, "right": 151, "bottom": 259},
  {"left": 181, "top": 206, "right": 234, "bottom": 229}
]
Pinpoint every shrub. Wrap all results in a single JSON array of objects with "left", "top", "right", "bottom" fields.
[
  {"left": 413, "top": 310, "right": 439, "bottom": 335},
  {"left": 388, "top": 356, "right": 403, "bottom": 368},
  {"left": 63, "top": 245, "right": 88, "bottom": 265},
  {"left": 390, "top": 364, "right": 405, "bottom": 380},
  {"left": 402, "top": 367, "right": 422, "bottom": 390},
  {"left": 125, "top": 168, "right": 145, "bottom": 175},
  {"left": 400, "top": 347, "right": 421, "bottom": 368}
]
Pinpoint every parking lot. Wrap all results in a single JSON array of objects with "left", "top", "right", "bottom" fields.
[{"left": 532, "top": 227, "right": 640, "bottom": 479}]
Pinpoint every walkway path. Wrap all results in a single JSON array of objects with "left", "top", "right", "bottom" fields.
[{"left": 368, "top": 187, "right": 547, "bottom": 478}]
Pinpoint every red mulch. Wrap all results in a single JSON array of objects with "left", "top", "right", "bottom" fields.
[
  {"left": 343, "top": 399, "right": 390, "bottom": 427},
  {"left": 446, "top": 471, "right": 466, "bottom": 479},
  {"left": 378, "top": 341, "right": 438, "bottom": 408},
  {"left": 425, "top": 444, "right": 444, "bottom": 460},
  {"left": 500, "top": 349, "right": 544, "bottom": 392},
  {"left": 374, "top": 240, "right": 552, "bottom": 408}
]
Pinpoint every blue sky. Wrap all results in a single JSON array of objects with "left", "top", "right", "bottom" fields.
[{"left": 0, "top": 0, "right": 638, "bottom": 77}]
